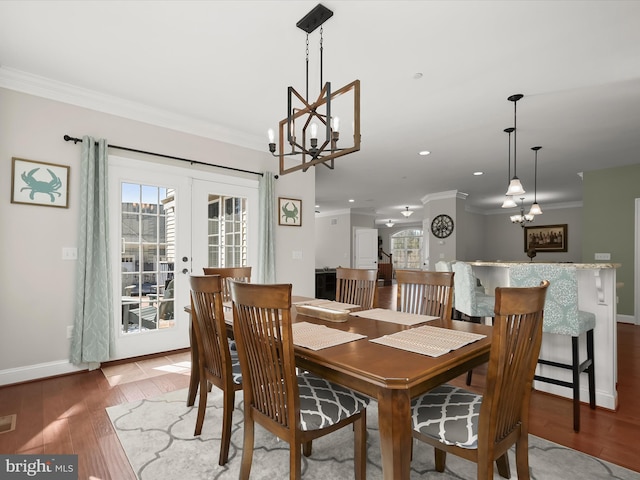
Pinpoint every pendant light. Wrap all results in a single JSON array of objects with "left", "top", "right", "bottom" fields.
[
  {"left": 385, "top": 219, "right": 395, "bottom": 227},
  {"left": 505, "top": 94, "right": 525, "bottom": 196},
  {"left": 401, "top": 206, "right": 413, "bottom": 217},
  {"left": 501, "top": 127, "right": 517, "bottom": 208},
  {"left": 528, "top": 146, "right": 543, "bottom": 215}
]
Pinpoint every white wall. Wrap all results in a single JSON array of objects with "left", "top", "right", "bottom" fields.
[
  {"left": 315, "top": 210, "right": 351, "bottom": 268},
  {"left": 0, "top": 88, "right": 316, "bottom": 384}
]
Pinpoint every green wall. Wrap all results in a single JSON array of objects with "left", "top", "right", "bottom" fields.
[{"left": 583, "top": 164, "right": 640, "bottom": 316}]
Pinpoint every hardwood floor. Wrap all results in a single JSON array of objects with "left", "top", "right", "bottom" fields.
[{"left": 0, "top": 284, "right": 638, "bottom": 479}]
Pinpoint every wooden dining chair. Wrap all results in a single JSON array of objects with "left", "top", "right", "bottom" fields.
[
  {"left": 229, "top": 281, "right": 369, "bottom": 480},
  {"left": 203, "top": 266, "right": 252, "bottom": 302},
  {"left": 395, "top": 269, "right": 454, "bottom": 320},
  {"left": 335, "top": 267, "right": 378, "bottom": 310},
  {"left": 411, "top": 280, "right": 549, "bottom": 480},
  {"left": 189, "top": 274, "right": 242, "bottom": 466},
  {"left": 186, "top": 266, "right": 252, "bottom": 407}
]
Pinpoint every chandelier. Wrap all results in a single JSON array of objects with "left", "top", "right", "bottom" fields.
[
  {"left": 510, "top": 198, "right": 534, "bottom": 227},
  {"left": 268, "top": 4, "right": 361, "bottom": 176}
]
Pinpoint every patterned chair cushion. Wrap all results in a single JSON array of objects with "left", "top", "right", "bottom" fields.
[
  {"left": 297, "top": 373, "right": 369, "bottom": 431},
  {"left": 229, "top": 349, "right": 242, "bottom": 385},
  {"left": 509, "top": 264, "right": 596, "bottom": 336},
  {"left": 412, "top": 383, "right": 481, "bottom": 449}
]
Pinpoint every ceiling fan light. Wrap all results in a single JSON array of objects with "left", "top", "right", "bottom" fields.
[
  {"left": 501, "top": 196, "right": 517, "bottom": 208},
  {"left": 528, "top": 202, "right": 543, "bottom": 215},
  {"left": 505, "top": 177, "right": 526, "bottom": 196}
]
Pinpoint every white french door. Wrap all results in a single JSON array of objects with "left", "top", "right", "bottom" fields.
[{"left": 109, "top": 156, "right": 260, "bottom": 360}]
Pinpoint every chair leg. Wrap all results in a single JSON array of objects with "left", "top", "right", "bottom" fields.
[
  {"left": 466, "top": 370, "right": 473, "bottom": 386},
  {"left": 572, "top": 336, "right": 580, "bottom": 432},
  {"left": 587, "top": 329, "right": 596, "bottom": 409},
  {"left": 303, "top": 441, "right": 312, "bottom": 457},
  {"left": 514, "top": 435, "right": 531, "bottom": 480},
  {"left": 496, "top": 453, "right": 511, "bottom": 479},
  {"left": 239, "top": 417, "right": 255, "bottom": 480},
  {"left": 434, "top": 448, "right": 446, "bottom": 472},
  {"left": 218, "top": 389, "right": 235, "bottom": 465},
  {"left": 194, "top": 375, "right": 208, "bottom": 436},
  {"left": 290, "top": 440, "right": 303, "bottom": 480}
]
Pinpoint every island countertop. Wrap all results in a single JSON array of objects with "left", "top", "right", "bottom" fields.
[{"left": 469, "top": 261, "right": 620, "bottom": 269}]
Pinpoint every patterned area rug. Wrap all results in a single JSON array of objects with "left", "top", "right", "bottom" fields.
[{"left": 106, "top": 389, "right": 639, "bottom": 480}]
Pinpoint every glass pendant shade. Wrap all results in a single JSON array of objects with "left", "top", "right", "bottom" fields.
[
  {"left": 401, "top": 207, "right": 413, "bottom": 217},
  {"left": 502, "top": 195, "right": 517, "bottom": 208},
  {"left": 528, "top": 202, "right": 543, "bottom": 216},
  {"left": 506, "top": 177, "right": 525, "bottom": 196}
]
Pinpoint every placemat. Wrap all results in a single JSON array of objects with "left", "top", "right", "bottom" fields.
[
  {"left": 292, "top": 321, "right": 366, "bottom": 350},
  {"left": 370, "top": 324, "right": 486, "bottom": 357},
  {"left": 293, "top": 299, "right": 362, "bottom": 311},
  {"left": 350, "top": 308, "right": 439, "bottom": 326}
]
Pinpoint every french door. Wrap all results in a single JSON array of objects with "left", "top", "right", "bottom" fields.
[{"left": 109, "top": 156, "right": 259, "bottom": 360}]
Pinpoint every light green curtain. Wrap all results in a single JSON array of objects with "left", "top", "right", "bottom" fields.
[
  {"left": 257, "top": 172, "right": 276, "bottom": 283},
  {"left": 70, "top": 136, "right": 113, "bottom": 368}
]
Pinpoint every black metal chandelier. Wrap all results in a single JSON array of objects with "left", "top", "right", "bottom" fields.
[{"left": 268, "top": 4, "right": 361, "bottom": 175}]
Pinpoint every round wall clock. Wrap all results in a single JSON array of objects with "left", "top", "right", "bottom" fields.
[{"left": 431, "top": 214, "right": 454, "bottom": 238}]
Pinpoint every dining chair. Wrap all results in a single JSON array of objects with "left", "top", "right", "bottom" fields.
[
  {"left": 335, "top": 267, "right": 378, "bottom": 310},
  {"left": 229, "top": 281, "right": 369, "bottom": 480},
  {"left": 186, "top": 266, "right": 252, "bottom": 407},
  {"left": 189, "top": 274, "right": 243, "bottom": 466},
  {"left": 395, "top": 269, "right": 454, "bottom": 320},
  {"left": 203, "top": 266, "right": 252, "bottom": 302},
  {"left": 509, "top": 264, "right": 596, "bottom": 432},
  {"left": 411, "top": 280, "right": 549, "bottom": 480}
]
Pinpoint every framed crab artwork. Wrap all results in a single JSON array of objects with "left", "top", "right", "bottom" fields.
[
  {"left": 11, "top": 157, "right": 70, "bottom": 208},
  {"left": 278, "top": 197, "right": 302, "bottom": 226}
]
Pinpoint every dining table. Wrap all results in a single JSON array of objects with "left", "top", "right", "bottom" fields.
[{"left": 186, "top": 297, "right": 492, "bottom": 480}]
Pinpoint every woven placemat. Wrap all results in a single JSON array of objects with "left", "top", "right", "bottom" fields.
[
  {"left": 370, "top": 324, "right": 486, "bottom": 357},
  {"left": 351, "top": 308, "right": 438, "bottom": 326},
  {"left": 292, "top": 321, "right": 366, "bottom": 350}
]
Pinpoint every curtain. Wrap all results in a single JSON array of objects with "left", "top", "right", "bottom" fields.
[
  {"left": 257, "top": 172, "right": 276, "bottom": 283},
  {"left": 70, "top": 136, "right": 113, "bottom": 368}
]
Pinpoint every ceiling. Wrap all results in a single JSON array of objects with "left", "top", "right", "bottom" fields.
[{"left": 2, "top": 1, "right": 640, "bottom": 226}]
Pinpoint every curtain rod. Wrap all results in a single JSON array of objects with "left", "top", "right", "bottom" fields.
[{"left": 63, "top": 135, "right": 270, "bottom": 177}]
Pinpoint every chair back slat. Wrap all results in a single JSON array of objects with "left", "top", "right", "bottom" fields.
[
  {"left": 230, "top": 281, "right": 297, "bottom": 430},
  {"left": 335, "top": 267, "right": 378, "bottom": 309},
  {"left": 203, "top": 266, "right": 252, "bottom": 302},
  {"left": 396, "top": 270, "right": 454, "bottom": 320},
  {"left": 189, "top": 275, "right": 232, "bottom": 385},
  {"left": 479, "top": 281, "right": 549, "bottom": 447}
]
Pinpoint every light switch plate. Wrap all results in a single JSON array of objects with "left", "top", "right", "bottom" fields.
[
  {"left": 594, "top": 253, "right": 611, "bottom": 261},
  {"left": 62, "top": 247, "right": 78, "bottom": 260}
]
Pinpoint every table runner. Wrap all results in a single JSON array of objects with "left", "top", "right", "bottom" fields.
[
  {"left": 351, "top": 308, "right": 439, "bottom": 326},
  {"left": 292, "top": 321, "right": 366, "bottom": 350},
  {"left": 371, "top": 324, "right": 486, "bottom": 357}
]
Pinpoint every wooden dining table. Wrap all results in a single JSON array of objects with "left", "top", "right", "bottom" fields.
[{"left": 186, "top": 298, "right": 492, "bottom": 480}]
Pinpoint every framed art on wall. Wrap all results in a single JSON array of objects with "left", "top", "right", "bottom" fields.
[
  {"left": 11, "top": 157, "right": 70, "bottom": 208},
  {"left": 524, "top": 224, "right": 567, "bottom": 252},
  {"left": 278, "top": 197, "right": 302, "bottom": 226}
]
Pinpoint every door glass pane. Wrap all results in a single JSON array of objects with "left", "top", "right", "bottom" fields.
[
  {"left": 206, "top": 194, "right": 247, "bottom": 268},
  {"left": 120, "top": 182, "right": 175, "bottom": 334}
]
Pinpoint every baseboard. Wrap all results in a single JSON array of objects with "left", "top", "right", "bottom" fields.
[
  {"left": 0, "top": 360, "right": 88, "bottom": 387},
  {"left": 617, "top": 313, "right": 637, "bottom": 325}
]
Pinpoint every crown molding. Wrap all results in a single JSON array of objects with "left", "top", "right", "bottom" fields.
[
  {"left": 0, "top": 66, "right": 264, "bottom": 151},
  {"left": 421, "top": 190, "right": 468, "bottom": 204}
]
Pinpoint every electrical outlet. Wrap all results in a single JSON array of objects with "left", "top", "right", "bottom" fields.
[
  {"left": 66, "top": 325, "right": 74, "bottom": 339},
  {"left": 594, "top": 253, "right": 611, "bottom": 261},
  {"left": 62, "top": 247, "right": 78, "bottom": 260}
]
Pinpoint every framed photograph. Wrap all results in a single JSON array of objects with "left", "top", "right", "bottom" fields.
[
  {"left": 278, "top": 197, "right": 302, "bottom": 226},
  {"left": 11, "top": 157, "right": 70, "bottom": 208},
  {"left": 524, "top": 224, "right": 567, "bottom": 253}
]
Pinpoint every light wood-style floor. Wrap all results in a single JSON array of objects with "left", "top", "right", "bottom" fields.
[{"left": 0, "top": 284, "right": 638, "bottom": 480}]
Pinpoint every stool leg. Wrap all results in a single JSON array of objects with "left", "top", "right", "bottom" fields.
[
  {"left": 587, "top": 329, "right": 596, "bottom": 409},
  {"left": 572, "top": 336, "right": 580, "bottom": 432}
]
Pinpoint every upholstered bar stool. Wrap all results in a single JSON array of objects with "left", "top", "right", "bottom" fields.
[{"left": 509, "top": 264, "right": 596, "bottom": 432}]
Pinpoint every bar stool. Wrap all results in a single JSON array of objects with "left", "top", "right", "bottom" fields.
[{"left": 509, "top": 264, "right": 596, "bottom": 432}]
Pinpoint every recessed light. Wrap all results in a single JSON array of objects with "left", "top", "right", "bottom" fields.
[
  {"left": 419, "top": 150, "right": 430, "bottom": 156},
  {"left": 348, "top": 199, "right": 355, "bottom": 203},
  {"left": 473, "top": 171, "right": 484, "bottom": 176}
]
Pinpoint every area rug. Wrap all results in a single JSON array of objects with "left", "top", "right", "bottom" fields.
[{"left": 106, "top": 389, "right": 639, "bottom": 480}]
